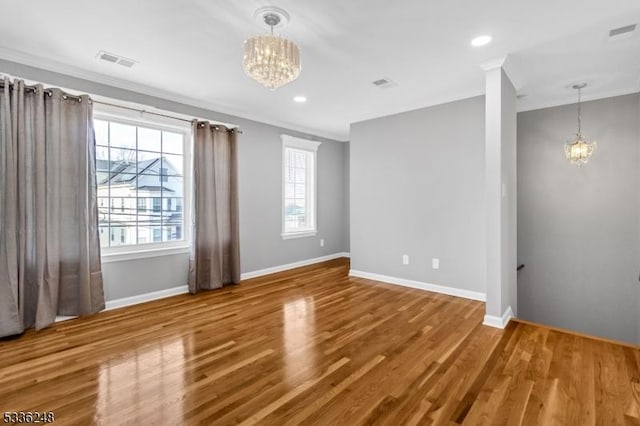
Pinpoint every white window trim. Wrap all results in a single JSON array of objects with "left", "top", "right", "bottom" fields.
[
  {"left": 101, "top": 245, "right": 191, "bottom": 263},
  {"left": 281, "top": 134, "right": 321, "bottom": 240},
  {"left": 94, "top": 110, "right": 193, "bottom": 261}
]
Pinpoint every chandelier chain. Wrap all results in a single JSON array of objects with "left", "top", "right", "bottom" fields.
[{"left": 577, "top": 86, "right": 582, "bottom": 137}]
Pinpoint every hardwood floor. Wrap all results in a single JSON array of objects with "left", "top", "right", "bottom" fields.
[{"left": 1, "top": 258, "right": 638, "bottom": 425}]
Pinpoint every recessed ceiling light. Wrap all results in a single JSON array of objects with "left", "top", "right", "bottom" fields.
[
  {"left": 293, "top": 96, "right": 307, "bottom": 103},
  {"left": 471, "top": 35, "right": 492, "bottom": 47}
]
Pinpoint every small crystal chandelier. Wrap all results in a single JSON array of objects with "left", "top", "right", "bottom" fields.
[
  {"left": 243, "top": 7, "right": 301, "bottom": 90},
  {"left": 564, "top": 83, "right": 596, "bottom": 166}
]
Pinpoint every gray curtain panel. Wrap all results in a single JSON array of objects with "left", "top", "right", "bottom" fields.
[
  {"left": 189, "top": 121, "right": 240, "bottom": 293},
  {"left": 0, "top": 79, "right": 104, "bottom": 337}
]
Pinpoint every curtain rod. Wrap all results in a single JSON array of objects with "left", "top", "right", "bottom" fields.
[
  {"left": 93, "top": 100, "right": 243, "bottom": 133},
  {"left": 0, "top": 80, "right": 83, "bottom": 102},
  {"left": 0, "top": 80, "right": 243, "bottom": 133}
]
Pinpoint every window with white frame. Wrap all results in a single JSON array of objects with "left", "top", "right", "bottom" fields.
[
  {"left": 282, "top": 135, "right": 321, "bottom": 239},
  {"left": 94, "top": 116, "right": 190, "bottom": 251}
]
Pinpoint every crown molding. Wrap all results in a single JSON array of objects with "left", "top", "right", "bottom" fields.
[
  {"left": 517, "top": 86, "right": 640, "bottom": 113},
  {"left": 480, "top": 56, "right": 508, "bottom": 71},
  {"left": 0, "top": 47, "right": 348, "bottom": 142},
  {"left": 480, "top": 54, "right": 524, "bottom": 91},
  {"left": 350, "top": 86, "right": 485, "bottom": 126}
]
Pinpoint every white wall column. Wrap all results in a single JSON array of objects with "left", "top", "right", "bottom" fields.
[{"left": 483, "top": 57, "right": 518, "bottom": 329}]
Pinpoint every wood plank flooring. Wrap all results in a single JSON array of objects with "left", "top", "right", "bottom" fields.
[{"left": 1, "top": 258, "right": 638, "bottom": 425}]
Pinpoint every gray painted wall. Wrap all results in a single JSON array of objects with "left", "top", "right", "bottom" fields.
[
  {"left": 0, "top": 59, "right": 350, "bottom": 301},
  {"left": 517, "top": 93, "right": 640, "bottom": 345},
  {"left": 102, "top": 254, "right": 189, "bottom": 301},
  {"left": 350, "top": 96, "right": 486, "bottom": 294}
]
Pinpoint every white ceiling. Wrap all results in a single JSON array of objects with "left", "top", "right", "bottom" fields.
[{"left": 0, "top": 0, "right": 639, "bottom": 140}]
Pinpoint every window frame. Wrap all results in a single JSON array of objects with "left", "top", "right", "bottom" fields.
[
  {"left": 281, "top": 134, "right": 321, "bottom": 240},
  {"left": 94, "top": 110, "right": 192, "bottom": 262}
]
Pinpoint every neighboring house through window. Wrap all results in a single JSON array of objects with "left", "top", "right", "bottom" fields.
[
  {"left": 94, "top": 116, "right": 189, "bottom": 252},
  {"left": 281, "top": 134, "right": 321, "bottom": 239}
]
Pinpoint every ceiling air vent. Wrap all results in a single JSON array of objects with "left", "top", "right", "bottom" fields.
[
  {"left": 372, "top": 77, "right": 397, "bottom": 89},
  {"left": 97, "top": 51, "right": 138, "bottom": 68},
  {"left": 98, "top": 52, "right": 118, "bottom": 63},
  {"left": 116, "top": 58, "right": 137, "bottom": 68},
  {"left": 608, "top": 24, "right": 636, "bottom": 41}
]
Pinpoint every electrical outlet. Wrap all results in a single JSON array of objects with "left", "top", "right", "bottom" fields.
[
  {"left": 432, "top": 258, "right": 440, "bottom": 269},
  {"left": 402, "top": 254, "right": 409, "bottom": 265},
  {"left": 320, "top": 239, "right": 324, "bottom": 247}
]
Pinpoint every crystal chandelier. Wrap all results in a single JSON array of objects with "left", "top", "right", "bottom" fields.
[
  {"left": 243, "top": 7, "right": 301, "bottom": 90},
  {"left": 564, "top": 83, "right": 596, "bottom": 166}
]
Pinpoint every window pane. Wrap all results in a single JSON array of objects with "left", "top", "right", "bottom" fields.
[
  {"left": 295, "top": 183, "right": 306, "bottom": 198},
  {"left": 137, "top": 225, "right": 160, "bottom": 244},
  {"left": 285, "top": 200, "right": 305, "bottom": 219},
  {"left": 96, "top": 146, "right": 110, "bottom": 167},
  {"left": 162, "top": 154, "right": 183, "bottom": 176},
  {"left": 95, "top": 120, "right": 109, "bottom": 146},
  {"left": 138, "top": 173, "right": 167, "bottom": 190},
  {"left": 176, "top": 198, "right": 184, "bottom": 212},
  {"left": 110, "top": 225, "right": 137, "bottom": 246},
  {"left": 285, "top": 183, "right": 294, "bottom": 198},
  {"left": 294, "top": 167, "right": 306, "bottom": 184},
  {"left": 98, "top": 197, "right": 110, "bottom": 214},
  {"left": 137, "top": 150, "right": 161, "bottom": 174},
  {"left": 109, "top": 147, "right": 136, "bottom": 168},
  {"left": 97, "top": 182, "right": 109, "bottom": 198},
  {"left": 99, "top": 226, "right": 109, "bottom": 248},
  {"left": 109, "top": 122, "right": 137, "bottom": 149},
  {"left": 163, "top": 225, "right": 182, "bottom": 242},
  {"left": 163, "top": 131, "right": 184, "bottom": 155},
  {"left": 293, "top": 151, "right": 306, "bottom": 168},
  {"left": 136, "top": 197, "right": 152, "bottom": 215},
  {"left": 138, "top": 127, "right": 161, "bottom": 152},
  {"left": 138, "top": 201, "right": 162, "bottom": 226},
  {"left": 163, "top": 176, "right": 184, "bottom": 197},
  {"left": 122, "top": 198, "right": 137, "bottom": 215},
  {"left": 107, "top": 173, "right": 137, "bottom": 189},
  {"left": 97, "top": 172, "right": 110, "bottom": 186},
  {"left": 109, "top": 198, "right": 136, "bottom": 222}
]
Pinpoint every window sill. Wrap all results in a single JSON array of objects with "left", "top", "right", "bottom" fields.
[
  {"left": 101, "top": 245, "right": 191, "bottom": 263},
  {"left": 281, "top": 231, "right": 318, "bottom": 240}
]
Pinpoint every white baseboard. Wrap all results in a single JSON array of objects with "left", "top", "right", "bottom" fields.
[
  {"left": 105, "top": 285, "right": 189, "bottom": 311},
  {"left": 483, "top": 306, "right": 514, "bottom": 329},
  {"left": 90, "top": 252, "right": 353, "bottom": 313},
  {"left": 240, "top": 252, "right": 350, "bottom": 280},
  {"left": 348, "top": 269, "right": 486, "bottom": 302}
]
